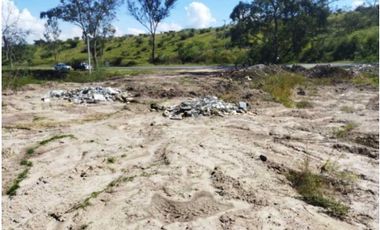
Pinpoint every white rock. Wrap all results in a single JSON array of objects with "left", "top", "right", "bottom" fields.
[{"left": 93, "top": 93, "right": 106, "bottom": 102}]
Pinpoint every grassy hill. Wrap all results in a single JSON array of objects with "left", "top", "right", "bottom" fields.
[
  {"left": 17, "top": 5, "right": 380, "bottom": 67},
  {"left": 32, "top": 27, "right": 245, "bottom": 67}
]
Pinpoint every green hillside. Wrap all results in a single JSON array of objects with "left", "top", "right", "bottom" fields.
[
  {"left": 32, "top": 27, "right": 245, "bottom": 67},
  {"left": 13, "top": 5, "right": 380, "bottom": 67}
]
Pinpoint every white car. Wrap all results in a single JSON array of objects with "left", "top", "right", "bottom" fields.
[{"left": 54, "top": 63, "right": 72, "bottom": 72}]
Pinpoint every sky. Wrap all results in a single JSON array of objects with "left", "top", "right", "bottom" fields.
[{"left": 2, "top": 0, "right": 361, "bottom": 43}]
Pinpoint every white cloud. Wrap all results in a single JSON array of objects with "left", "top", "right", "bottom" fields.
[
  {"left": 2, "top": 0, "right": 45, "bottom": 43},
  {"left": 157, "top": 22, "right": 182, "bottom": 33},
  {"left": 126, "top": 23, "right": 181, "bottom": 36},
  {"left": 352, "top": 0, "right": 364, "bottom": 8},
  {"left": 113, "top": 26, "right": 124, "bottom": 37},
  {"left": 126, "top": 27, "right": 146, "bottom": 35},
  {"left": 60, "top": 27, "right": 83, "bottom": 40},
  {"left": 185, "top": 2, "right": 216, "bottom": 28}
]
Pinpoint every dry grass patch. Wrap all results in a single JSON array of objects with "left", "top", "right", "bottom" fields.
[
  {"left": 287, "top": 158, "right": 350, "bottom": 219},
  {"left": 261, "top": 73, "right": 305, "bottom": 107},
  {"left": 334, "top": 122, "right": 357, "bottom": 139}
]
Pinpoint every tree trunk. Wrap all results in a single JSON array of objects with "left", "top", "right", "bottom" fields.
[
  {"left": 53, "top": 42, "right": 57, "bottom": 62},
  {"left": 274, "top": 16, "right": 279, "bottom": 64},
  {"left": 151, "top": 33, "right": 156, "bottom": 64},
  {"left": 90, "top": 38, "right": 98, "bottom": 69}
]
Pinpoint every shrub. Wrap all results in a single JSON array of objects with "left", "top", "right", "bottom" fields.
[
  {"left": 262, "top": 73, "right": 305, "bottom": 107},
  {"left": 334, "top": 123, "right": 357, "bottom": 138},
  {"left": 287, "top": 158, "right": 349, "bottom": 218}
]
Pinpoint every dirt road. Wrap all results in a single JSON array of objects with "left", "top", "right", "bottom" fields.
[{"left": 2, "top": 72, "right": 378, "bottom": 229}]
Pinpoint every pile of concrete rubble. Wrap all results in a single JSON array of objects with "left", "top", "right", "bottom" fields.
[
  {"left": 41, "top": 86, "right": 133, "bottom": 104},
  {"left": 152, "top": 96, "right": 249, "bottom": 120}
]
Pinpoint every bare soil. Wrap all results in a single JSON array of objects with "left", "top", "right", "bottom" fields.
[{"left": 2, "top": 71, "right": 379, "bottom": 229}]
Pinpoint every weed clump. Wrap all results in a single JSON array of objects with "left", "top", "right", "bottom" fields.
[
  {"left": 6, "top": 168, "right": 30, "bottom": 196},
  {"left": 287, "top": 158, "right": 349, "bottom": 218},
  {"left": 39, "top": 134, "right": 76, "bottom": 146},
  {"left": 26, "top": 148, "right": 35, "bottom": 155},
  {"left": 296, "top": 100, "right": 313, "bottom": 109},
  {"left": 107, "top": 157, "right": 116, "bottom": 164},
  {"left": 334, "top": 123, "right": 357, "bottom": 138},
  {"left": 20, "top": 159, "right": 33, "bottom": 167},
  {"left": 262, "top": 73, "right": 305, "bottom": 107}
]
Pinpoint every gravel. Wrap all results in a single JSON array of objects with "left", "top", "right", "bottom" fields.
[
  {"left": 157, "top": 96, "right": 249, "bottom": 120},
  {"left": 41, "top": 86, "right": 133, "bottom": 104}
]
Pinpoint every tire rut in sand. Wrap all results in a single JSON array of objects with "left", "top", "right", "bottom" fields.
[
  {"left": 150, "top": 191, "right": 232, "bottom": 223},
  {"left": 211, "top": 167, "right": 267, "bottom": 205}
]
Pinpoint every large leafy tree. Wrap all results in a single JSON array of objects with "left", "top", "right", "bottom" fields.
[
  {"left": 230, "top": 0, "right": 330, "bottom": 64},
  {"left": 41, "top": 0, "right": 122, "bottom": 68},
  {"left": 127, "top": 0, "right": 178, "bottom": 63},
  {"left": 229, "top": 1, "right": 252, "bottom": 48}
]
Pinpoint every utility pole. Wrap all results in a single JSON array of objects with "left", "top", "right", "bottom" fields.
[{"left": 87, "top": 35, "right": 92, "bottom": 74}]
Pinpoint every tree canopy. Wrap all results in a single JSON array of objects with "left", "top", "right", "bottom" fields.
[
  {"left": 41, "top": 0, "right": 122, "bottom": 67},
  {"left": 230, "top": 0, "right": 330, "bottom": 64},
  {"left": 127, "top": 0, "right": 178, "bottom": 63}
]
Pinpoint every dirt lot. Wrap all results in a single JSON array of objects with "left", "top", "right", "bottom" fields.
[{"left": 2, "top": 71, "right": 379, "bottom": 229}]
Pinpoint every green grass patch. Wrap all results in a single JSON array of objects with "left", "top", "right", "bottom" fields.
[
  {"left": 262, "top": 73, "right": 305, "bottom": 107},
  {"left": 287, "top": 159, "right": 349, "bottom": 218},
  {"left": 25, "top": 134, "right": 76, "bottom": 156},
  {"left": 39, "top": 134, "right": 75, "bottom": 146},
  {"left": 8, "top": 134, "right": 75, "bottom": 196},
  {"left": 351, "top": 73, "right": 379, "bottom": 88},
  {"left": 20, "top": 159, "right": 33, "bottom": 167},
  {"left": 26, "top": 148, "right": 35, "bottom": 155},
  {"left": 6, "top": 168, "right": 30, "bottom": 196},
  {"left": 334, "top": 122, "right": 357, "bottom": 138},
  {"left": 67, "top": 175, "right": 139, "bottom": 212},
  {"left": 296, "top": 100, "right": 313, "bottom": 109},
  {"left": 2, "top": 75, "right": 43, "bottom": 91}
]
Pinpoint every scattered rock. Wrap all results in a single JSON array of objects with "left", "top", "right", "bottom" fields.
[
  {"left": 48, "top": 212, "right": 65, "bottom": 222},
  {"left": 41, "top": 86, "right": 133, "bottom": 104},
  {"left": 162, "top": 96, "right": 249, "bottom": 119},
  {"left": 150, "top": 103, "right": 165, "bottom": 111},
  {"left": 297, "top": 88, "right": 306, "bottom": 96},
  {"left": 219, "top": 214, "right": 235, "bottom": 230},
  {"left": 238, "top": 102, "right": 248, "bottom": 111},
  {"left": 259, "top": 155, "right": 267, "bottom": 162}
]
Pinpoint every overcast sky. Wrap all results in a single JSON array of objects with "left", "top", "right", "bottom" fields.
[{"left": 2, "top": 0, "right": 358, "bottom": 43}]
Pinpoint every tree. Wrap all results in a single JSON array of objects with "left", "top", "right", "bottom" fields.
[
  {"left": 2, "top": 0, "right": 30, "bottom": 68},
  {"left": 97, "top": 23, "right": 116, "bottom": 64},
  {"left": 230, "top": 0, "right": 330, "bottom": 64},
  {"left": 43, "top": 17, "right": 62, "bottom": 62},
  {"left": 229, "top": 1, "right": 252, "bottom": 48},
  {"left": 127, "top": 0, "right": 178, "bottom": 63},
  {"left": 41, "top": 0, "right": 122, "bottom": 68}
]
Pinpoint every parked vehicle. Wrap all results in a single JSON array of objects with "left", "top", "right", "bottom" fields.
[
  {"left": 54, "top": 63, "right": 72, "bottom": 72},
  {"left": 72, "top": 62, "right": 92, "bottom": 71}
]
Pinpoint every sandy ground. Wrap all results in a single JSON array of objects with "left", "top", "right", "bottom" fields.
[{"left": 2, "top": 73, "right": 379, "bottom": 230}]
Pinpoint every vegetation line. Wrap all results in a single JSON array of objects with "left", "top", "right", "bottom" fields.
[{"left": 6, "top": 134, "right": 76, "bottom": 196}]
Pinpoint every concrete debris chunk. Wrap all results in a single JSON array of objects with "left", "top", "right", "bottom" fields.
[
  {"left": 41, "top": 86, "right": 133, "bottom": 104},
  {"left": 163, "top": 96, "right": 249, "bottom": 119}
]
